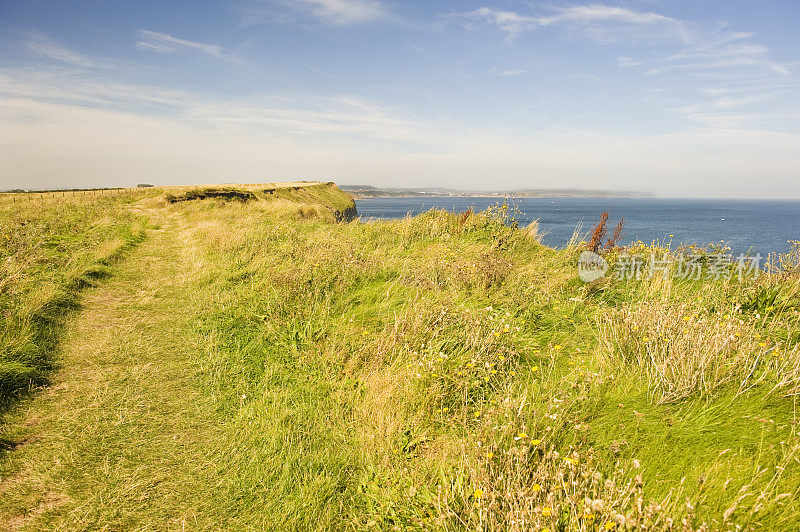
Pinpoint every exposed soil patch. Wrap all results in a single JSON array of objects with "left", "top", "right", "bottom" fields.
[{"left": 0, "top": 434, "right": 41, "bottom": 451}]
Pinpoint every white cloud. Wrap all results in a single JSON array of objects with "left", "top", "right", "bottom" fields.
[
  {"left": 25, "top": 32, "right": 97, "bottom": 68},
  {"left": 459, "top": 5, "right": 795, "bottom": 131},
  {"left": 2, "top": 65, "right": 800, "bottom": 197},
  {"left": 461, "top": 7, "right": 541, "bottom": 38},
  {"left": 258, "top": 0, "right": 392, "bottom": 25},
  {"left": 136, "top": 30, "right": 226, "bottom": 59},
  {"left": 550, "top": 4, "right": 676, "bottom": 26},
  {"left": 486, "top": 68, "right": 526, "bottom": 76},
  {"left": 459, "top": 4, "right": 686, "bottom": 42},
  {"left": 617, "top": 56, "right": 642, "bottom": 69},
  {"left": 0, "top": 67, "right": 416, "bottom": 142}
]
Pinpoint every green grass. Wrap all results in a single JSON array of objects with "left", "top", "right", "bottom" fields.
[
  {"left": 0, "top": 192, "right": 149, "bottom": 409},
  {"left": 1, "top": 185, "right": 799, "bottom": 530}
]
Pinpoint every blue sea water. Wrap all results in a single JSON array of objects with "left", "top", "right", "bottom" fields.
[{"left": 355, "top": 197, "right": 800, "bottom": 257}]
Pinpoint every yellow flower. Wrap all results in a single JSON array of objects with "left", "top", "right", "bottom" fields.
[
  {"left": 498, "top": 355, "right": 505, "bottom": 361},
  {"left": 474, "top": 488, "right": 483, "bottom": 499},
  {"left": 531, "top": 483, "right": 541, "bottom": 492},
  {"left": 509, "top": 371, "right": 516, "bottom": 376},
  {"left": 474, "top": 411, "right": 481, "bottom": 418},
  {"left": 532, "top": 365, "right": 539, "bottom": 372},
  {"left": 490, "top": 370, "right": 497, "bottom": 374},
  {"left": 554, "top": 344, "right": 563, "bottom": 350},
  {"left": 531, "top": 439, "right": 541, "bottom": 445},
  {"left": 487, "top": 452, "right": 494, "bottom": 460},
  {"left": 669, "top": 234, "right": 674, "bottom": 238},
  {"left": 541, "top": 507, "right": 552, "bottom": 517},
  {"left": 515, "top": 432, "right": 528, "bottom": 440},
  {"left": 605, "top": 522, "right": 616, "bottom": 530},
  {"left": 759, "top": 342, "right": 767, "bottom": 347}
]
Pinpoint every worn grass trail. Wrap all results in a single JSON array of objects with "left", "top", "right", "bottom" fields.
[{"left": 0, "top": 210, "right": 226, "bottom": 530}]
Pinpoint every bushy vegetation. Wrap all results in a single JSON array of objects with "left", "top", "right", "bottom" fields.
[{"left": 176, "top": 199, "right": 800, "bottom": 530}]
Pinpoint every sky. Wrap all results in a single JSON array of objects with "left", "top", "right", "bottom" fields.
[{"left": 0, "top": 0, "right": 799, "bottom": 197}]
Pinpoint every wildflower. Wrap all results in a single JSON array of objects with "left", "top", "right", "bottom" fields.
[
  {"left": 509, "top": 371, "right": 516, "bottom": 376},
  {"left": 531, "top": 439, "right": 541, "bottom": 445},
  {"left": 532, "top": 365, "right": 539, "bottom": 372},
  {"left": 669, "top": 234, "right": 674, "bottom": 238},
  {"left": 499, "top": 355, "right": 505, "bottom": 361},
  {"left": 554, "top": 344, "right": 563, "bottom": 350},
  {"left": 474, "top": 411, "right": 481, "bottom": 418},
  {"left": 515, "top": 432, "right": 528, "bottom": 440},
  {"left": 487, "top": 452, "right": 494, "bottom": 460},
  {"left": 633, "top": 459, "right": 641, "bottom": 469},
  {"left": 605, "top": 522, "right": 616, "bottom": 530},
  {"left": 531, "top": 483, "right": 542, "bottom": 492},
  {"left": 474, "top": 488, "right": 483, "bottom": 499},
  {"left": 490, "top": 370, "right": 497, "bottom": 374},
  {"left": 759, "top": 342, "right": 767, "bottom": 347},
  {"left": 541, "top": 507, "right": 552, "bottom": 517}
]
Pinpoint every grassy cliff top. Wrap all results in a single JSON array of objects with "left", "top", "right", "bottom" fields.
[{"left": 1, "top": 189, "right": 799, "bottom": 530}]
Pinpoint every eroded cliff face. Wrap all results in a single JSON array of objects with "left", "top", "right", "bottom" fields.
[
  {"left": 299, "top": 181, "right": 357, "bottom": 222},
  {"left": 335, "top": 204, "right": 358, "bottom": 222}
]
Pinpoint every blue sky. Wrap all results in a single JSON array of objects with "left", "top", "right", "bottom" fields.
[{"left": 1, "top": 0, "right": 798, "bottom": 196}]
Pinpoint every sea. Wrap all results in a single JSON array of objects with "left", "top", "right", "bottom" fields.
[{"left": 355, "top": 197, "right": 800, "bottom": 258}]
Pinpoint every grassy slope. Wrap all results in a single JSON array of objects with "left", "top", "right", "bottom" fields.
[
  {"left": 177, "top": 199, "right": 800, "bottom": 529},
  {"left": 1, "top": 186, "right": 799, "bottom": 530},
  {"left": 0, "top": 192, "right": 149, "bottom": 408}
]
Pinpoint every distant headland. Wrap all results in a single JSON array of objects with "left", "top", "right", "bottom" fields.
[{"left": 340, "top": 185, "right": 654, "bottom": 199}]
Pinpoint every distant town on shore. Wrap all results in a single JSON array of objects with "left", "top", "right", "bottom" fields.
[{"left": 340, "top": 185, "right": 654, "bottom": 199}]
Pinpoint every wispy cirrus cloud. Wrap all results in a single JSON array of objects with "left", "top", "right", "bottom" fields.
[
  {"left": 25, "top": 31, "right": 98, "bottom": 68},
  {"left": 136, "top": 30, "right": 227, "bottom": 59},
  {"left": 486, "top": 68, "right": 526, "bottom": 77},
  {"left": 3, "top": 63, "right": 800, "bottom": 196},
  {"left": 458, "top": 4, "right": 795, "bottom": 130},
  {"left": 617, "top": 56, "right": 642, "bottom": 69},
  {"left": 459, "top": 4, "right": 685, "bottom": 41},
  {"left": 249, "top": 0, "right": 392, "bottom": 26}
]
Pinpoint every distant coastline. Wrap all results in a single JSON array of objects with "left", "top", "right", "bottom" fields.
[{"left": 340, "top": 185, "right": 654, "bottom": 199}]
